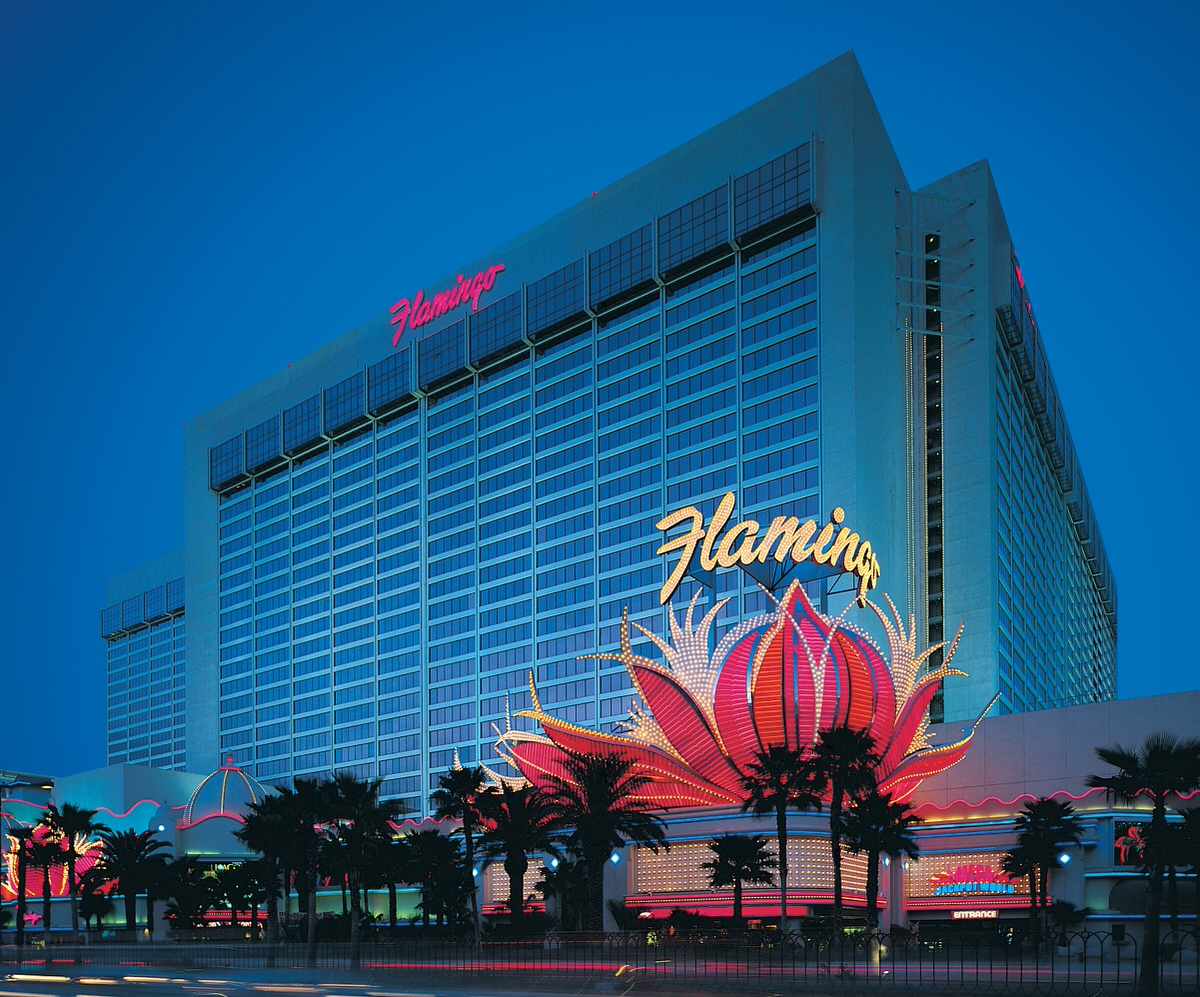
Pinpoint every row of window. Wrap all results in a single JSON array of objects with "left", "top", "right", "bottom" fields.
[
  {"left": 204, "top": 219, "right": 824, "bottom": 799},
  {"left": 211, "top": 183, "right": 816, "bottom": 493}
]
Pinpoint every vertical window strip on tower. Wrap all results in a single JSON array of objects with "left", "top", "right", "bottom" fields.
[{"left": 924, "top": 233, "right": 945, "bottom": 724}]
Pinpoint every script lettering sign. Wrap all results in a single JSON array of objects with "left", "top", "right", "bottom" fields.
[{"left": 655, "top": 493, "right": 881, "bottom": 606}]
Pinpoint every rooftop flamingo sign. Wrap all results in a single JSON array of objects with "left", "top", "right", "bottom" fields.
[{"left": 389, "top": 264, "right": 505, "bottom": 347}]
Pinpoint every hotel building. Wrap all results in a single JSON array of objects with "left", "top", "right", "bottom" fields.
[{"left": 100, "top": 52, "right": 1116, "bottom": 817}]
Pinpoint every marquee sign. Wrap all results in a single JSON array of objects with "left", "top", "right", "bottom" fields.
[
  {"left": 930, "top": 864, "right": 1016, "bottom": 897},
  {"left": 655, "top": 494, "right": 880, "bottom": 606},
  {"left": 389, "top": 263, "right": 505, "bottom": 346},
  {"left": 907, "top": 853, "right": 1025, "bottom": 902}
]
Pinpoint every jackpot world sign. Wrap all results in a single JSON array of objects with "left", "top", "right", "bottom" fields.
[{"left": 655, "top": 493, "right": 881, "bottom": 605}]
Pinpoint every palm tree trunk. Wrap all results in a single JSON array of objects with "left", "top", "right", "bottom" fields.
[
  {"left": 506, "top": 852, "right": 528, "bottom": 929},
  {"left": 388, "top": 880, "right": 397, "bottom": 933},
  {"left": 349, "top": 869, "right": 362, "bottom": 970},
  {"left": 42, "top": 867, "right": 52, "bottom": 955},
  {"left": 733, "top": 879, "right": 743, "bottom": 921},
  {"left": 1141, "top": 802, "right": 1168, "bottom": 997},
  {"left": 1167, "top": 864, "right": 1178, "bottom": 943},
  {"left": 866, "top": 848, "right": 881, "bottom": 968},
  {"left": 776, "top": 802, "right": 788, "bottom": 928},
  {"left": 584, "top": 845, "right": 606, "bottom": 932},
  {"left": 124, "top": 889, "right": 137, "bottom": 933},
  {"left": 464, "top": 826, "right": 479, "bottom": 943},
  {"left": 1037, "top": 864, "right": 1045, "bottom": 941},
  {"left": 305, "top": 868, "right": 318, "bottom": 969},
  {"left": 1027, "top": 870, "right": 1037, "bottom": 946},
  {"left": 265, "top": 861, "right": 279, "bottom": 966},
  {"left": 67, "top": 855, "right": 80, "bottom": 944},
  {"left": 831, "top": 783, "right": 844, "bottom": 932},
  {"left": 146, "top": 894, "right": 155, "bottom": 937},
  {"left": 1142, "top": 858, "right": 1165, "bottom": 996},
  {"left": 16, "top": 850, "right": 27, "bottom": 947}
]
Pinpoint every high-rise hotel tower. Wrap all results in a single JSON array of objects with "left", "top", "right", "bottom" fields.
[{"left": 101, "top": 53, "right": 1116, "bottom": 813}]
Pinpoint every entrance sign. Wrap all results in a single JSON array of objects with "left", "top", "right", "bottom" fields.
[
  {"left": 389, "top": 264, "right": 505, "bottom": 346},
  {"left": 655, "top": 493, "right": 880, "bottom": 606}
]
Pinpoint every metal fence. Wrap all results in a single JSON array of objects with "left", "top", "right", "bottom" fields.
[{"left": 1, "top": 929, "right": 1198, "bottom": 994}]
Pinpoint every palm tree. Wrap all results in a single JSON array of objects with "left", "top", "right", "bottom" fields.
[
  {"left": 1012, "top": 797, "right": 1082, "bottom": 935},
  {"left": 843, "top": 788, "right": 920, "bottom": 962},
  {"left": 95, "top": 829, "right": 171, "bottom": 932},
  {"left": 161, "top": 858, "right": 214, "bottom": 930},
  {"left": 814, "top": 725, "right": 881, "bottom": 930},
  {"left": 27, "top": 836, "right": 64, "bottom": 951},
  {"left": 1086, "top": 732, "right": 1200, "bottom": 997},
  {"left": 41, "top": 803, "right": 109, "bottom": 944},
  {"left": 701, "top": 834, "right": 777, "bottom": 921},
  {"left": 1156, "top": 821, "right": 1191, "bottom": 944},
  {"left": 325, "top": 773, "right": 406, "bottom": 967},
  {"left": 478, "top": 782, "right": 562, "bottom": 929},
  {"left": 77, "top": 868, "right": 114, "bottom": 933},
  {"left": 543, "top": 752, "right": 667, "bottom": 932},
  {"left": 236, "top": 791, "right": 297, "bottom": 959},
  {"left": 537, "top": 851, "right": 588, "bottom": 931},
  {"left": 399, "top": 828, "right": 465, "bottom": 929},
  {"left": 212, "top": 863, "right": 255, "bottom": 929},
  {"left": 232, "top": 860, "right": 276, "bottom": 934},
  {"left": 1180, "top": 807, "right": 1200, "bottom": 903},
  {"left": 286, "top": 778, "right": 328, "bottom": 967},
  {"left": 429, "top": 766, "right": 488, "bottom": 940},
  {"left": 1001, "top": 845, "right": 1039, "bottom": 942},
  {"left": 11, "top": 825, "right": 34, "bottom": 946},
  {"left": 373, "top": 836, "right": 409, "bottom": 933},
  {"left": 142, "top": 852, "right": 171, "bottom": 938},
  {"left": 738, "top": 745, "right": 826, "bottom": 927},
  {"left": 318, "top": 828, "right": 351, "bottom": 918}
]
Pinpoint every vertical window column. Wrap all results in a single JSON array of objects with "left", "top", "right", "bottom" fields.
[{"left": 924, "top": 233, "right": 945, "bottom": 725}]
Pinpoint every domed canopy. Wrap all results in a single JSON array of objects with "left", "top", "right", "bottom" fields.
[{"left": 179, "top": 759, "right": 268, "bottom": 827}]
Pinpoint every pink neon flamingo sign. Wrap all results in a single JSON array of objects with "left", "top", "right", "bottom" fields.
[{"left": 389, "top": 264, "right": 505, "bottom": 347}]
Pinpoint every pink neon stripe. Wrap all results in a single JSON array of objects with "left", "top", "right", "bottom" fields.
[
  {"left": 914, "top": 785, "right": 1200, "bottom": 813},
  {"left": 2, "top": 799, "right": 47, "bottom": 811},
  {"left": 94, "top": 799, "right": 162, "bottom": 819},
  {"left": 175, "top": 811, "right": 246, "bottom": 830}
]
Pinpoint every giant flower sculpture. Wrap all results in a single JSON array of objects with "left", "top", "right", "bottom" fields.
[{"left": 496, "top": 581, "right": 988, "bottom": 807}]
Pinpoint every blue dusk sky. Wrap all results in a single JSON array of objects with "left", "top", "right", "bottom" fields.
[{"left": 1, "top": 2, "right": 1196, "bottom": 777}]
